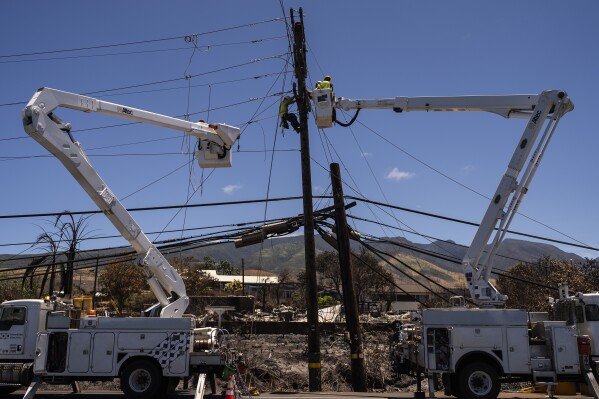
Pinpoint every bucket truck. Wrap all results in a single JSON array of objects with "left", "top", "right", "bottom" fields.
[
  {"left": 0, "top": 88, "right": 240, "bottom": 397},
  {"left": 313, "top": 88, "right": 599, "bottom": 398}
]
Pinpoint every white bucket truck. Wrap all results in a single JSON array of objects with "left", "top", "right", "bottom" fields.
[{"left": 0, "top": 87, "right": 240, "bottom": 398}]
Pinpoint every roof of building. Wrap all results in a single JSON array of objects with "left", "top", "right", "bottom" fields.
[
  {"left": 205, "top": 270, "right": 279, "bottom": 284},
  {"left": 243, "top": 269, "right": 278, "bottom": 277}
]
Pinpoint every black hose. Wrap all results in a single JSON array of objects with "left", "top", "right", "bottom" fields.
[{"left": 334, "top": 108, "right": 360, "bottom": 127}]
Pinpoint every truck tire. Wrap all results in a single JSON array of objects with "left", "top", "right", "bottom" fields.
[
  {"left": 458, "top": 361, "right": 500, "bottom": 399},
  {"left": 120, "top": 359, "right": 162, "bottom": 398}
]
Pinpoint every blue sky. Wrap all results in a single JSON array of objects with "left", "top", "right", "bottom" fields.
[{"left": 1, "top": 1, "right": 598, "bottom": 263}]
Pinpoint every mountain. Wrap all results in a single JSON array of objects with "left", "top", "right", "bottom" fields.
[
  {"left": 372, "top": 237, "right": 585, "bottom": 274},
  {"left": 0, "top": 235, "right": 586, "bottom": 280}
]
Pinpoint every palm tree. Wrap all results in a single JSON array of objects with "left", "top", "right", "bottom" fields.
[
  {"left": 54, "top": 213, "right": 92, "bottom": 298},
  {"left": 22, "top": 231, "right": 63, "bottom": 297},
  {"left": 37, "top": 231, "right": 63, "bottom": 296}
]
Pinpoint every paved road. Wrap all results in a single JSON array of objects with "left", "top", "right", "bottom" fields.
[{"left": 7, "top": 389, "right": 594, "bottom": 399}]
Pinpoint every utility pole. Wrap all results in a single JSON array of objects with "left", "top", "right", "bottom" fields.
[
  {"left": 92, "top": 254, "right": 99, "bottom": 308},
  {"left": 242, "top": 258, "right": 246, "bottom": 296},
  {"left": 291, "top": 7, "right": 321, "bottom": 391},
  {"left": 330, "top": 163, "right": 367, "bottom": 391}
]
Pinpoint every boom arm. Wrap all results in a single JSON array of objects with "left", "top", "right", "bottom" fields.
[
  {"left": 22, "top": 87, "right": 241, "bottom": 317},
  {"left": 312, "top": 89, "right": 574, "bottom": 307}
]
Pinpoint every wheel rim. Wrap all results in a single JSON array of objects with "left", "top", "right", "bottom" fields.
[
  {"left": 129, "top": 368, "right": 152, "bottom": 393},
  {"left": 468, "top": 370, "right": 492, "bottom": 395}
]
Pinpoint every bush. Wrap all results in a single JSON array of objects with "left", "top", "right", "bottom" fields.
[{"left": 318, "top": 295, "right": 338, "bottom": 308}]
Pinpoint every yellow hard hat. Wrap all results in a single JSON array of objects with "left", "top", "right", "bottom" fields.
[{"left": 324, "top": 75, "right": 331, "bottom": 81}]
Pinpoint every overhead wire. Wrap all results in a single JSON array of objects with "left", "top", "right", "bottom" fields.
[
  {"left": 356, "top": 118, "right": 593, "bottom": 249},
  {"left": 348, "top": 214, "right": 532, "bottom": 267},
  {"left": 1, "top": 223, "right": 254, "bottom": 273},
  {"left": 0, "top": 71, "right": 291, "bottom": 110},
  {"left": 0, "top": 17, "right": 286, "bottom": 59},
  {"left": 0, "top": 216, "right": 284, "bottom": 248},
  {"left": 1, "top": 194, "right": 597, "bottom": 255},
  {"left": 0, "top": 213, "right": 580, "bottom": 295},
  {"left": 243, "top": 12, "right": 295, "bottom": 318},
  {"left": 0, "top": 36, "right": 288, "bottom": 65},
  {"left": 323, "top": 111, "right": 593, "bottom": 265},
  {"left": 330, "top": 113, "right": 470, "bottom": 262},
  {"left": 358, "top": 238, "right": 456, "bottom": 306},
  {"left": 360, "top": 231, "right": 569, "bottom": 292},
  {"left": 0, "top": 215, "right": 292, "bottom": 262},
  {"left": 314, "top": 224, "right": 427, "bottom": 307},
  {"left": 2, "top": 6, "right": 594, "bottom": 299},
  {"left": 346, "top": 121, "right": 439, "bottom": 294},
  {"left": 1, "top": 94, "right": 288, "bottom": 162},
  {"left": 1, "top": 216, "right": 591, "bottom": 297}
]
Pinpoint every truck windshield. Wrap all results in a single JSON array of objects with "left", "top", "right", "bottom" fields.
[
  {"left": 585, "top": 304, "right": 599, "bottom": 321},
  {"left": 0, "top": 306, "right": 26, "bottom": 330}
]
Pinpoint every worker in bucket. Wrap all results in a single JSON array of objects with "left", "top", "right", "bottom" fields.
[
  {"left": 279, "top": 95, "right": 300, "bottom": 133},
  {"left": 315, "top": 75, "right": 333, "bottom": 91}
]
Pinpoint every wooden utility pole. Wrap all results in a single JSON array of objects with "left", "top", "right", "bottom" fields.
[
  {"left": 92, "top": 254, "right": 99, "bottom": 308},
  {"left": 330, "top": 163, "right": 367, "bottom": 391},
  {"left": 291, "top": 7, "right": 321, "bottom": 391},
  {"left": 241, "top": 258, "right": 246, "bottom": 296}
]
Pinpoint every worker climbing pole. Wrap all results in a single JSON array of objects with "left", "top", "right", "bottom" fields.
[{"left": 290, "top": 7, "right": 321, "bottom": 392}]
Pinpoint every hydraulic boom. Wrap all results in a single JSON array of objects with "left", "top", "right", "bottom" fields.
[
  {"left": 22, "top": 87, "right": 240, "bottom": 317},
  {"left": 312, "top": 88, "right": 574, "bottom": 306}
]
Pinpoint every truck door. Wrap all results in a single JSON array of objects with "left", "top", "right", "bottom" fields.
[
  {"left": 67, "top": 332, "right": 91, "bottom": 373},
  {"left": 551, "top": 326, "right": 580, "bottom": 374},
  {"left": 33, "top": 333, "right": 49, "bottom": 374},
  {"left": 506, "top": 327, "right": 530, "bottom": 373},
  {"left": 0, "top": 306, "right": 27, "bottom": 356},
  {"left": 426, "top": 328, "right": 451, "bottom": 371},
  {"left": 168, "top": 333, "right": 189, "bottom": 374},
  {"left": 91, "top": 332, "right": 115, "bottom": 374}
]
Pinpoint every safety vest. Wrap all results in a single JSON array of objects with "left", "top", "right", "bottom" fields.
[
  {"left": 279, "top": 97, "right": 293, "bottom": 118},
  {"left": 316, "top": 81, "right": 331, "bottom": 90}
]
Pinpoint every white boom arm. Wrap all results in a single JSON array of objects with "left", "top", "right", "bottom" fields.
[
  {"left": 22, "top": 87, "right": 241, "bottom": 317},
  {"left": 312, "top": 89, "right": 574, "bottom": 307}
]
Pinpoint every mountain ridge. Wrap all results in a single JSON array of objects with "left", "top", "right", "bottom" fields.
[{"left": 0, "top": 235, "right": 586, "bottom": 279}]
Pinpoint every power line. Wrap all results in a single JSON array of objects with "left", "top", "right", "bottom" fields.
[
  {"left": 0, "top": 223, "right": 259, "bottom": 269},
  {"left": 1, "top": 93, "right": 287, "bottom": 156},
  {"left": 0, "top": 196, "right": 306, "bottom": 220},
  {"left": 357, "top": 118, "right": 593, "bottom": 249},
  {"left": 2, "top": 52, "right": 290, "bottom": 110},
  {"left": 356, "top": 231, "right": 564, "bottom": 301},
  {"left": 1, "top": 194, "right": 596, "bottom": 254},
  {"left": 0, "top": 216, "right": 287, "bottom": 248},
  {"left": 0, "top": 18, "right": 285, "bottom": 59},
  {"left": 85, "top": 53, "right": 289, "bottom": 96},
  {"left": 345, "top": 195, "right": 599, "bottom": 253},
  {"left": 0, "top": 71, "right": 291, "bottom": 109},
  {"left": 0, "top": 36, "right": 287, "bottom": 65}
]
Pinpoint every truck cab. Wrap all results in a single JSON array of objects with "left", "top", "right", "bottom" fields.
[
  {"left": 0, "top": 299, "right": 53, "bottom": 392},
  {"left": 555, "top": 291, "right": 599, "bottom": 358}
]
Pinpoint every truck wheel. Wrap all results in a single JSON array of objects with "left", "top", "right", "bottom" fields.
[
  {"left": 458, "top": 361, "right": 500, "bottom": 399},
  {"left": 120, "top": 359, "right": 162, "bottom": 398}
]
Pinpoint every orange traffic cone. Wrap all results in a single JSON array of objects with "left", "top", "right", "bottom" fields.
[{"left": 224, "top": 376, "right": 235, "bottom": 399}]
